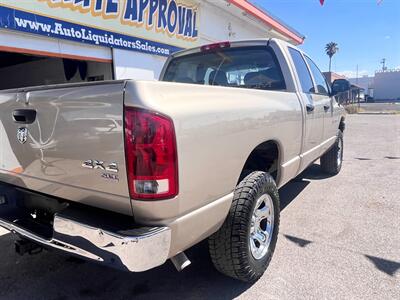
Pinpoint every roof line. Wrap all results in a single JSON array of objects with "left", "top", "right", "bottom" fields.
[{"left": 228, "top": 0, "right": 305, "bottom": 44}]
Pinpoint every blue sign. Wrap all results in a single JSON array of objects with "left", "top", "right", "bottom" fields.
[{"left": 0, "top": 5, "right": 183, "bottom": 57}]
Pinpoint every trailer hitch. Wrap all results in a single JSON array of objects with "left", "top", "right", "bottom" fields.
[{"left": 15, "top": 239, "right": 43, "bottom": 256}]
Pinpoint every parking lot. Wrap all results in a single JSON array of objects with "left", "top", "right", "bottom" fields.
[
  {"left": 0, "top": 114, "right": 399, "bottom": 300},
  {"left": 359, "top": 102, "right": 400, "bottom": 114}
]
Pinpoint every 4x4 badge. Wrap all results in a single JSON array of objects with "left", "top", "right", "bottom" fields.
[
  {"left": 17, "top": 127, "right": 28, "bottom": 144},
  {"left": 82, "top": 160, "right": 119, "bottom": 173}
]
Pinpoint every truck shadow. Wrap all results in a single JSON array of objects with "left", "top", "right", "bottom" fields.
[
  {"left": 279, "top": 163, "right": 339, "bottom": 211},
  {"left": 279, "top": 179, "right": 310, "bottom": 211},
  {"left": 297, "top": 163, "right": 335, "bottom": 181},
  {"left": 0, "top": 231, "right": 251, "bottom": 300}
]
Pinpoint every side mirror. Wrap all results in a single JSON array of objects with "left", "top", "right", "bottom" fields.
[
  {"left": 330, "top": 89, "right": 339, "bottom": 97},
  {"left": 331, "top": 79, "right": 351, "bottom": 97}
]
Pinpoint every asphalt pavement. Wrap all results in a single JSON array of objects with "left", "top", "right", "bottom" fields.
[{"left": 0, "top": 114, "right": 399, "bottom": 300}]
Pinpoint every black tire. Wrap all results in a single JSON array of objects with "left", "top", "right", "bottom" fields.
[
  {"left": 208, "top": 171, "right": 280, "bottom": 282},
  {"left": 320, "top": 131, "right": 344, "bottom": 175}
]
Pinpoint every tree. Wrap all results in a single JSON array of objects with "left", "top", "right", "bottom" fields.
[{"left": 325, "top": 42, "right": 339, "bottom": 72}]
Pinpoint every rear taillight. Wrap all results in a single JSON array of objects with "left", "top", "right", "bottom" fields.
[{"left": 124, "top": 107, "right": 178, "bottom": 200}]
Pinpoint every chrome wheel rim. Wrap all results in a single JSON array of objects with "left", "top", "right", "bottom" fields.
[
  {"left": 250, "top": 194, "right": 274, "bottom": 260},
  {"left": 337, "top": 137, "right": 343, "bottom": 166}
]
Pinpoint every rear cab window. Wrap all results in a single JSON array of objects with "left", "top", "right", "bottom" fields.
[{"left": 163, "top": 46, "right": 286, "bottom": 91}]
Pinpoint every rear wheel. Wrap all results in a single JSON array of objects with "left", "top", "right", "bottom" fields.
[
  {"left": 320, "top": 131, "right": 344, "bottom": 175},
  {"left": 208, "top": 171, "right": 280, "bottom": 282}
]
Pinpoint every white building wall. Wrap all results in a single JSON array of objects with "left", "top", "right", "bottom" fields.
[
  {"left": 113, "top": 49, "right": 167, "bottom": 80},
  {"left": 198, "top": 1, "right": 268, "bottom": 43},
  {"left": 348, "top": 76, "right": 374, "bottom": 92},
  {"left": 374, "top": 70, "right": 400, "bottom": 100}
]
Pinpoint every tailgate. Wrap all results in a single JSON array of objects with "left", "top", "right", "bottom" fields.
[{"left": 0, "top": 81, "right": 132, "bottom": 216}]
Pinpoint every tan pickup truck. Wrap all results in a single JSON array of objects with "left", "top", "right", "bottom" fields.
[{"left": 0, "top": 39, "right": 345, "bottom": 282}]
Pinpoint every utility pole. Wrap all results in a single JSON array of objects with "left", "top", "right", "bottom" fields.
[
  {"left": 356, "top": 64, "right": 359, "bottom": 84},
  {"left": 380, "top": 58, "right": 387, "bottom": 71}
]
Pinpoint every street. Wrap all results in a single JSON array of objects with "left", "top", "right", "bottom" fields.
[{"left": 0, "top": 114, "right": 399, "bottom": 300}]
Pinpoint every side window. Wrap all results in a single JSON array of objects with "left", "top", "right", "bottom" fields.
[
  {"left": 288, "top": 48, "right": 314, "bottom": 93},
  {"left": 305, "top": 56, "right": 330, "bottom": 95}
]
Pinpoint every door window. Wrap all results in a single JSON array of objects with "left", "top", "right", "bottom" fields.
[
  {"left": 288, "top": 48, "right": 314, "bottom": 93},
  {"left": 305, "top": 56, "right": 330, "bottom": 95}
]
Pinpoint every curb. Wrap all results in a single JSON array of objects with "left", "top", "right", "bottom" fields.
[{"left": 357, "top": 112, "right": 398, "bottom": 115}]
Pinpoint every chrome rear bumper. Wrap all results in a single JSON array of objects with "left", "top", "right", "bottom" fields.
[
  {"left": 0, "top": 184, "right": 171, "bottom": 272},
  {"left": 0, "top": 216, "right": 171, "bottom": 272}
]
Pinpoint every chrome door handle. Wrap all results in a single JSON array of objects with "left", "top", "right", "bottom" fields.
[{"left": 306, "top": 104, "right": 315, "bottom": 113}]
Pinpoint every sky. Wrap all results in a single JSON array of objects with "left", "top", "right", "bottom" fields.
[{"left": 251, "top": 0, "right": 400, "bottom": 78}]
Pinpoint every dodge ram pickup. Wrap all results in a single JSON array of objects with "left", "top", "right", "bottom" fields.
[{"left": 0, "top": 39, "right": 345, "bottom": 282}]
